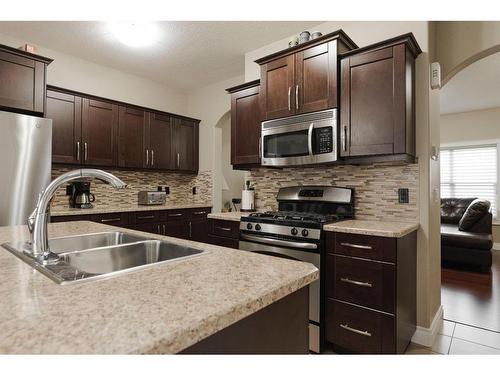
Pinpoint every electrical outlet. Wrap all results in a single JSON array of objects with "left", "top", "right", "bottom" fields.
[
  {"left": 165, "top": 186, "right": 170, "bottom": 194},
  {"left": 398, "top": 188, "right": 409, "bottom": 204},
  {"left": 192, "top": 186, "right": 197, "bottom": 195}
]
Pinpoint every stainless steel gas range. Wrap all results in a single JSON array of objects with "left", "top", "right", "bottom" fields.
[{"left": 238, "top": 186, "right": 354, "bottom": 353}]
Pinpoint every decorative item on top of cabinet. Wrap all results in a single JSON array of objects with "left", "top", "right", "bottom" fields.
[
  {"left": 0, "top": 43, "right": 52, "bottom": 116},
  {"left": 256, "top": 30, "right": 357, "bottom": 121},
  {"left": 324, "top": 230, "right": 417, "bottom": 354},
  {"left": 340, "top": 33, "right": 421, "bottom": 164},
  {"left": 226, "top": 80, "right": 261, "bottom": 169}
]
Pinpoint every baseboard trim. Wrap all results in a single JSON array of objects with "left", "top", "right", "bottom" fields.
[
  {"left": 492, "top": 243, "right": 500, "bottom": 251},
  {"left": 411, "top": 305, "right": 443, "bottom": 347}
]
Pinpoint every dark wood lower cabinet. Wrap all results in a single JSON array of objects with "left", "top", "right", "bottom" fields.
[
  {"left": 324, "top": 230, "right": 417, "bottom": 354},
  {"left": 207, "top": 218, "right": 240, "bottom": 249}
]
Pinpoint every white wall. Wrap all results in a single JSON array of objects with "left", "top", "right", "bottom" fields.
[
  {"left": 0, "top": 33, "right": 188, "bottom": 115},
  {"left": 244, "top": 21, "right": 441, "bottom": 331},
  {"left": 441, "top": 107, "right": 500, "bottom": 144}
]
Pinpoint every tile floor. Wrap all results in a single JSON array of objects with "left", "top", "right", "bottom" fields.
[{"left": 406, "top": 319, "right": 500, "bottom": 354}]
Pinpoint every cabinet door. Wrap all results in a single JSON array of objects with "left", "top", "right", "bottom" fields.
[
  {"left": 0, "top": 50, "right": 45, "bottom": 114},
  {"left": 118, "top": 106, "right": 146, "bottom": 168},
  {"left": 340, "top": 45, "right": 406, "bottom": 157},
  {"left": 231, "top": 85, "right": 261, "bottom": 166},
  {"left": 46, "top": 89, "right": 82, "bottom": 164},
  {"left": 81, "top": 98, "right": 119, "bottom": 167},
  {"left": 173, "top": 118, "right": 198, "bottom": 172},
  {"left": 164, "top": 220, "right": 190, "bottom": 239},
  {"left": 134, "top": 222, "right": 162, "bottom": 235},
  {"left": 260, "top": 55, "right": 295, "bottom": 120},
  {"left": 147, "top": 112, "right": 173, "bottom": 169},
  {"left": 295, "top": 41, "right": 337, "bottom": 114}
]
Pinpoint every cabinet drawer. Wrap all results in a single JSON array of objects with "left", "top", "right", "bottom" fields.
[
  {"left": 189, "top": 207, "right": 212, "bottom": 219},
  {"left": 327, "top": 254, "right": 395, "bottom": 313},
  {"left": 333, "top": 232, "right": 396, "bottom": 263},
  {"left": 162, "top": 209, "right": 189, "bottom": 221},
  {"left": 326, "top": 299, "right": 395, "bottom": 354},
  {"left": 209, "top": 219, "right": 240, "bottom": 239},
  {"left": 92, "top": 212, "right": 129, "bottom": 227},
  {"left": 132, "top": 211, "right": 160, "bottom": 224},
  {"left": 51, "top": 215, "right": 89, "bottom": 223}
]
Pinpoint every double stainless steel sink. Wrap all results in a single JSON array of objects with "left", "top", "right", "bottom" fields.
[{"left": 2, "top": 232, "right": 205, "bottom": 285}]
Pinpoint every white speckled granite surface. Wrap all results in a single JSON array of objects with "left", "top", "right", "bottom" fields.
[
  {"left": 0, "top": 222, "right": 317, "bottom": 354},
  {"left": 207, "top": 211, "right": 254, "bottom": 222},
  {"left": 323, "top": 220, "right": 419, "bottom": 238},
  {"left": 51, "top": 203, "right": 212, "bottom": 217}
]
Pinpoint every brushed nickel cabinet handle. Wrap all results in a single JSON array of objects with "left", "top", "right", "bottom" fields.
[
  {"left": 340, "top": 277, "right": 373, "bottom": 288},
  {"left": 288, "top": 86, "right": 291, "bottom": 111},
  {"left": 193, "top": 211, "right": 207, "bottom": 215},
  {"left": 76, "top": 141, "right": 80, "bottom": 161},
  {"left": 137, "top": 215, "right": 155, "bottom": 220},
  {"left": 162, "top": 224, "right": 166, "bottom": 235},
  {"left": 157, "top": 224, "right": 161, "bottom": 234},
  {"left": 176, "top": 153, "right": 180, "bottom": 168},
  {"left": 168, "top": 213, "right": 183, "bottom": 217},
  {"left": 215, "top": 226, "right": 232, "bottom": 232},
  {"left": 146, "top": 149, "right": 149, "bottom": 166},
  {"left": 258, "top": 136, "right": 262, "bottom": 159},
  {"left": 340, "top": 242, "right": 373, "bottom": 250},
  {"left": 340, "top": 324, "right": 372, "bottom": 337},
  {"left": 84, "top": 142, "right": 88, "bottom": 161},
  {"left": 342, "top": 125, "right": 348, "bottom": 152},
  {"left": 188, "top": 221, "right": 192, "bottom": 238},
  {"left": 295, "top": 85, "right": 299, "bottom": 110},
  {"left": 151, "top": 149, "right": 154, "bottom": 166},
  {"left": 100, "top": 218, "right": 121, "bottom": 223}
]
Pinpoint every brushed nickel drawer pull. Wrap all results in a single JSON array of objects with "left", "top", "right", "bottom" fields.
[
  {"left": 193, "top": 211, "right": 207, "bottom": 215},
  {"left": 215, "top": 226, "right": 232, "bottom": 232},
  {"left": 168, "top": 213, "right": 183, "bottom": 217},
  {"left": 340, "top": 277, "right": 373, "bottom": 288},
  {"left": 340, "top": 242, "right": 373, "bottom": 250},
  {"left": 340, "top": 324, "right": 372, "bottom": 337},
  {"left": 100, "top": 218, "right": 121, "bottom": 223},
  {"left": 137, "top": 215, "right": 155, "bottom": 220}
]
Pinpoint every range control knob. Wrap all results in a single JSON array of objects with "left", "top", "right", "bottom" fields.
[
  {"left": 255, "top": 224, "right": 261, "bottom": 231},
  {"left": 301, "top": 229, "right": 309, "bottom": 237},
  {"left": 246, "top": 223, "right": 253, "bottom": 230},
  {"left": 291, "top": 228, "right": 298, "bottom": 236}
]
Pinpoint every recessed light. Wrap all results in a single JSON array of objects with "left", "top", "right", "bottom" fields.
[{"left": 109, "top": 21, "right": 159, "bottom": 48}]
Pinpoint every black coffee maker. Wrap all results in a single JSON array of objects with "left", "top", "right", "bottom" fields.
[{"left": 67, "top": 181, "right": 95, "bottom": 209}]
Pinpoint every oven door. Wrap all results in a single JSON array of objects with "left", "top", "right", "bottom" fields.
[{"left": 239, "top": 236, "right": 321, "bottom": 353}]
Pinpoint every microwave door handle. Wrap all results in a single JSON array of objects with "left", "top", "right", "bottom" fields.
[{"left": 308, "top": 122, "right": 314, "bottom": 156}]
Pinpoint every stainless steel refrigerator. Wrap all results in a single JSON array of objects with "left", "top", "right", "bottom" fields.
[{"left": 0, "top": 110, "right": 52, "bottom": 226}]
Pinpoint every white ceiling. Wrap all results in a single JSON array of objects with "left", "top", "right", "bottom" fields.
[
  {"left": 441, "top": 52, "right": 500, "bottom": 114},
  {"left": 0, "top": 21, "right": 320, "bottom": 92}
]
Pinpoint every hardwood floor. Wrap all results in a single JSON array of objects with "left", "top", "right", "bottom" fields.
[{"left": 441, "top": 251, "right": 500, "bottom": 332}]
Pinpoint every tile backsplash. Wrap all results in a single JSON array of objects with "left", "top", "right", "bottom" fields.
[
  {"left": 247, "top": 163, "right": 419, "bottom": 222},
  {"left": 51, "top": 167, "right": 212, "bottom": 210}
]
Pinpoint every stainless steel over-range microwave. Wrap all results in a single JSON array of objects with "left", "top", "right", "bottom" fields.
[{"left": 260, "top": 109, "right": 337, "bottom": 167}]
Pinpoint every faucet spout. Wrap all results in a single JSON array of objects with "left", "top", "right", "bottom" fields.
[{"left": 28, "top": 169, "right": 127, "bottom": 263}]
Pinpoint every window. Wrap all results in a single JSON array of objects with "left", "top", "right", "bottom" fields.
[{"left": 440, "top": 145, "right": 497, "bottom": 218}]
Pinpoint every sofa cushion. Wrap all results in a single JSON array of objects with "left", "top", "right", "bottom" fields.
[
  {"left": 441, "top": 223, "right": 493, "bottom": 251},
  {"left": 441, "top": 198, "right": 476, "bottom": 224},
  {"left": 458, "top": 199, "right": 491, "bottom": 231}
]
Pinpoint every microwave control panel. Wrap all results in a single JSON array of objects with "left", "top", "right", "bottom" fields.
[{"left": 314, "top": 127, "right": 333, "bottom": 154}]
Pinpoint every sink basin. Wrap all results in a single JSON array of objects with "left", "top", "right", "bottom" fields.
[
  {"left": 2, "top": 231, "right": 206, "bottom": 285},
  {"left": 49, "top": 231, "right": 149, "bottom": 254}
]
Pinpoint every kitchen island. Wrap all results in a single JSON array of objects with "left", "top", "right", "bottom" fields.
[{"left": 0, "top": 221, "right": 317, "bottom": 354}]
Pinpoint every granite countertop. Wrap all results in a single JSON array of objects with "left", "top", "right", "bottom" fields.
[
  {"left": 0, "top": 222, "right": 317, "bottom": 354},
  {"left": 51, "top": 203, "right": 213, "bottom": 217},
  {"left": 207, "top": 211, "right": 254, "bottom": 222},
  {"left": 323, "top": 219, "right": 419, "bottom": 238}
]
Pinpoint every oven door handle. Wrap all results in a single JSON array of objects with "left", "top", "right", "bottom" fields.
[
  {"left": 307, "top": 122, "right": 314, "bottom": 156},
  {"left": 241, "top": 233, "right": 318, "bottom": 250}
]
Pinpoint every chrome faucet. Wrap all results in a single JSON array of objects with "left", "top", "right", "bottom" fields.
[{"left": 27, "top": 169, "right": 127, "bottom": 264}]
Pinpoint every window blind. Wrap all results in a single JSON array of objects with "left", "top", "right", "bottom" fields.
[{"left": 440, "top": 145, "right": 497, "bottom": 217}]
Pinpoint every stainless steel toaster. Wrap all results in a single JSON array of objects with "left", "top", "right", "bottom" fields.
[{"left": 138, "top": 191, "right": 167, "bottom": 205}]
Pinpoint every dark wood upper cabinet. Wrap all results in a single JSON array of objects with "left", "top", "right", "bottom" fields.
[
  {"left": 147, "top": 112, "right": 173, "bottom": 170},
  {"left": 226, "top": 80, "right": 261, "bottom": 168},
  {"left": 172, "top": 117, "right": 199, "bottom": 172},
  {"left": 340, "top": 34, "right": 421, "bottom": 162},
  {"left": 256, "top": 30, "right": 357, "bottom": 121},
  {"left": 118, "top": 106, "right": 146, "bottom": 168},
  {"left": 81, "top": 98, "right": 119, "bottom": 167},
  {"left": 46, "top": 89, "right": 82, "bottom": 164},
  {"left": 0, "top": 44, "right": 52, "bottom": 116}
]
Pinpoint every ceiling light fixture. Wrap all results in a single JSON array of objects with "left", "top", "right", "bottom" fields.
[{"left": 109, "top": 21, "right": 160, "bottom": 48}]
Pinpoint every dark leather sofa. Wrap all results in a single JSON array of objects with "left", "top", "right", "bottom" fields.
[{"left": 441, "top": 198, "right": 493, "bottom": 272}]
